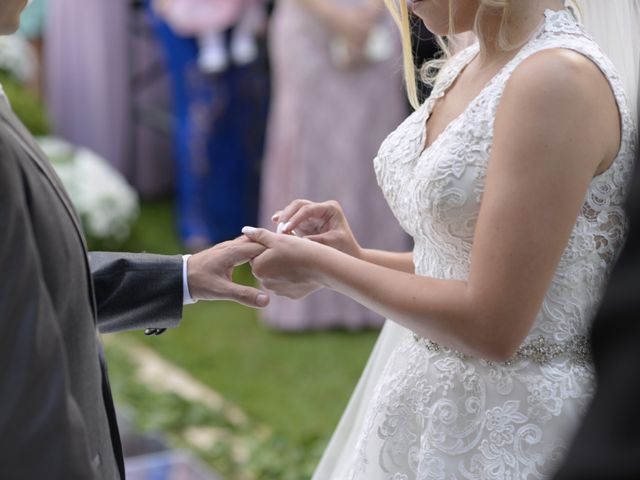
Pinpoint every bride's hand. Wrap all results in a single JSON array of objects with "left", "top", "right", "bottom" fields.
[
  {"left": 243, "top": 226, "right": 327, "bottom": 299},
  {"left": 272, "top": 199, "right": 363, "bottom": 259}
]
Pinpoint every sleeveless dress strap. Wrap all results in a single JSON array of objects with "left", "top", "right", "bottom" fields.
[{"left": 493, "top": 9, "right": 637, "bottom": 162}]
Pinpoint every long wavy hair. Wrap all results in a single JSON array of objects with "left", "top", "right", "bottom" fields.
[{"left": 383, "top": 0, "right": 523, "bottom": 109}]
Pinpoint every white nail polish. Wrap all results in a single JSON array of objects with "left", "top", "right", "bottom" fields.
[
  {"left": 276, "top": 222, "right": 286, "bottom": 234},
  {"left": 242, "top": 226, "right": 257, "bottom": 235}
]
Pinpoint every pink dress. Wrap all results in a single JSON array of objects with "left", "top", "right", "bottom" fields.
[
  {"left": 259, "top": 0, "right": 410, "bottom": 331},
  {"left": 153, "top": 0, "right": 263, "bottom": 36},
  {"left": 45, "top": 0, "right": 174, "bottom": 197}
]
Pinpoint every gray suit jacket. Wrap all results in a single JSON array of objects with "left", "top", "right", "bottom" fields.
[{"left": 0, "top": 99, "right": 183, "bottom": 479}]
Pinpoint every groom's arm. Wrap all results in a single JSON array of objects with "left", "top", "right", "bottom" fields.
[
  {"left": 89, "top": 239, "right": 270, "bottom": 334},
  {"left": 88, "top": 252, "right": 183, "bottom": 334}
]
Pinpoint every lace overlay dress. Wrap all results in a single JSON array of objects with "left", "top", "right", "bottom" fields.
[{"left": 312, "top": 9, "right": 637, "bottom": 480}]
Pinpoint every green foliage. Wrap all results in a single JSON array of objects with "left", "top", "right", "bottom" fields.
[
  {"left": 0, "top": 71, "right": 49, "bottom": 135},
  {"left": 86, "top": 233, "right": 134, "bottom": 252},
  {"left": 106, "top": 341, "right": 330, "bottom": 479},
  {"left": 121, "top": 199, "right": 184, "bottom": 254}
]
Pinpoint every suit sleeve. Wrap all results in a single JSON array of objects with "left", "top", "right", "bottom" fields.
[
  {"left": 88, "top": 251, "right": 184, "bottom": 333},
  {"left": 0, "top": 141, "right": 98, "bottom": 479}
]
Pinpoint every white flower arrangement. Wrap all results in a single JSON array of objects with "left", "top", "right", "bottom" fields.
[
  {"left": 38, "top": 136, "right": 140, "bottom": 245},
  {"left": 0, "top": 34, "right": 36, "bottom": 83}
]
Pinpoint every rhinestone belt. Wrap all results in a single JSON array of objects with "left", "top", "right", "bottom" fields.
[{"left": 412, "top": 334, "right": 591, "bottom": 366}]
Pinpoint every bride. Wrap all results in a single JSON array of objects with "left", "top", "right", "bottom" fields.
[{"left": 243, "top": 0, "right": 639, "bottom": 478}]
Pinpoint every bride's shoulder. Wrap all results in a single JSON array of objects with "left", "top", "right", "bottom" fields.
[
  {"left": 511, "top": 47, "right": 610, "bottom": 89},
  {"left": 502, "top": 48, "right": 619, "bottom": 135},
  {"left": 495, "top": 47, "right": 621, "bottom": 176}
]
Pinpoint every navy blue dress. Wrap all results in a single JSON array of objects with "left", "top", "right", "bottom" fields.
[{"left": 146, "top": 1, "right": 270, "bottom": 246}]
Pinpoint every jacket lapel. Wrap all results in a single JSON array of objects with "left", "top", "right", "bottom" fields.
[
  {"left": 0, "top": 101, "right": 98, "bottom": 319},
  {"left": 0, "top": 102, "right": 89, "bottom": 252}
]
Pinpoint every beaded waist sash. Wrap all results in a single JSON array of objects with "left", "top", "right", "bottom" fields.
[{"left": 413, "top": 334, "right": 591, "bottom": 366}]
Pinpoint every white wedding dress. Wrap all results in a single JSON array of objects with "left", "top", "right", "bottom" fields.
[{"left": 312, "top": 9, "right": 637, "bottom": 480}]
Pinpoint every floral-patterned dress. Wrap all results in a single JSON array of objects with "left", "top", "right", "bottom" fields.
[{"left": 312, "top": 9, "right": 637, "bottom": 479}]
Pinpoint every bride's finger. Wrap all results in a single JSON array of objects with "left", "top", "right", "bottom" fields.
[
  {"left": 279, "top": 199, "right": 312, "bottom": 223},
  {"left": 286, "top": 204, "right": 330, "bottom": 233}
]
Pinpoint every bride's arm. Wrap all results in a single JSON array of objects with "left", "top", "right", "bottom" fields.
[
  {"left": 359, "top": 250, "right": 415, "bottom": 273},
  {"left": 248, "top": 49, "right": 621, "bottom": 361}
]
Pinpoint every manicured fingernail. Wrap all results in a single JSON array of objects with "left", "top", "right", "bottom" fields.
[
  {"left": 283, "top": 222, "right": 292, "bottom": 232},
  {"left": 276, "top": 222, "right": 286, "bottom": 234},
  {"left": 242, "top": 226, "right": 257, "bottom": 236},
  {"left": 272, "top": 212, "right": 280, "bottom": 221},
  {"left": 257, "top": 293, "right": 269, "bottom": 307}
]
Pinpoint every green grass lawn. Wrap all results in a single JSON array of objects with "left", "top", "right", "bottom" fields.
[
  {"left": 109, "top": 200, "right": 379, "bottom": 473},
  {"left": 137, "top": 302, "right": 377, "bottom": 443}
]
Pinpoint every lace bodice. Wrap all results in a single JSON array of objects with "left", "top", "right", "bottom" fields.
[
  {"left": 374, "top": 9, "right": 636, "bottom": 348},
  {"left": 313, "top": 9, "right": 637, "bottom": 480}
]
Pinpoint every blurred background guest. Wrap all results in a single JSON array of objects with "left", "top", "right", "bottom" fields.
[
  {"left": 147, "top": 0, "right": 270, "bottom": 250},
  {"left": 45, "top": 0, "right": 175, "bottom": 197},
  {"left": 154, "top": 0, "right": 266, "bottom": 74},
  {"left": 259, "top": 0, "right": 410, "bottom": 331}
]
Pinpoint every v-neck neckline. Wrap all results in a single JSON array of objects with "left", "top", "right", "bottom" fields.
[{"left": 418, "top": 8, "right": 566, "bottom": 157}]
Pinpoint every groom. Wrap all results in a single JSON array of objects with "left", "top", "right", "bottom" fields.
[{"left": 0, "top": 1, "right": 268, "bottom": 479}]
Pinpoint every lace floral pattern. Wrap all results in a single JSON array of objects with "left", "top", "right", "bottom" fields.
[{"left": 345, "top": 9, "right": 638, "bottom": 480}]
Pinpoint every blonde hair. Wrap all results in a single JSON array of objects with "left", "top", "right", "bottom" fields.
[{"left": 384, "top": 0, "right": 515, "bottom": 109}]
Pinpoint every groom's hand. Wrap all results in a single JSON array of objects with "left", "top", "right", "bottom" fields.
[{"left": 187, "top": 237, "right": 270, "bottom": 308}]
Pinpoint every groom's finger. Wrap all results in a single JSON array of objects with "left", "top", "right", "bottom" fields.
[
  {"left": 228, "top": 241, "right": 267, "bottom": 266},
  {"left": 224, "top": 283, "right": 270, "bottom": 308}
]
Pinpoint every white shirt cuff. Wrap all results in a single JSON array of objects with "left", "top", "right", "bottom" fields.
[{"left": 182, "top": 254, "right": 198, "bottom": 305}]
